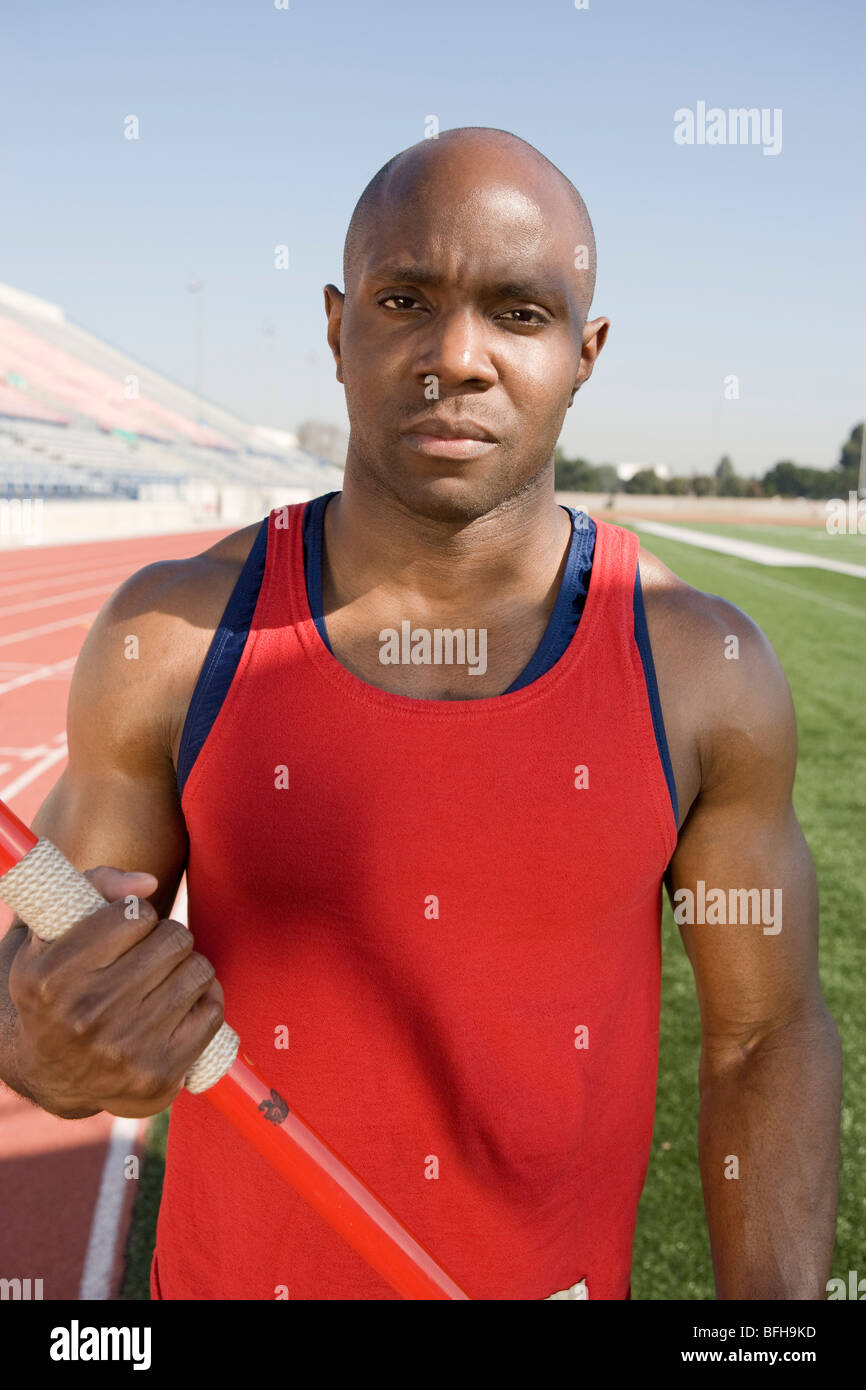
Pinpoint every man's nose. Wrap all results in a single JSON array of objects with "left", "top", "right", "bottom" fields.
[{"left": 412, "top": 307, "right": 498, "bottom": 388}]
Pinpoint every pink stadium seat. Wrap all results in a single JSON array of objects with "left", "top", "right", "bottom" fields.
[
  {"left": 0, "top": 381, "right": 69, "bottom": 425},
  {"left": 0, "top": 315, "right": 236, "bottom": 449}
]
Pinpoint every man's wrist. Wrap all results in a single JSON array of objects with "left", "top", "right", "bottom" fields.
[{"left": 9, "top": 1026, "right": 99, "bottom": 1119}]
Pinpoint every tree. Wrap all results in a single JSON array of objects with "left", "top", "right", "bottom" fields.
[
  {"left": 623, "top": 468, "right": 665, "bottom": 494},
  {"left": 762, "top": 460, "right": 836, "bottom": 498},
  {"left": 762, "top": 461, "right": 803, "bottom": 496},
  {"left": 554, "top": 454, "right": 623, "bottom": 493},
  {"left": 761, "top": 427, "right": 863, "bottom": 499},
  {"left": 555, "top": 455, "right": 595, "bottom": 490},
  {"left": 714, "top": 455, "right": 747, "bottom": 497},
  {"left": 833, "top": 423, "right": 863, "bottom": 494},
  {"left": 592, "top": 463, "right": 620, "bottom": 493}
]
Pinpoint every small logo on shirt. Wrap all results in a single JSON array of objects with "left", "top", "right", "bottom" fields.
[{"left": 258, "top": 1089, "right": 290, "bottom": 1125}]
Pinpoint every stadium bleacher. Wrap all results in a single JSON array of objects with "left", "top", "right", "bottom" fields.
[{"left": 0, "top": 283, "right": 344, "bottom": 502}]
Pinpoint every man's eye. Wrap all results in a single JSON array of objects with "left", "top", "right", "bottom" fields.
[
  {"left": 379, "top": 295, "right": 420, "bottom": 310},
  {"left": 499, "top": 308, "right": 547, "bottom": 325}
]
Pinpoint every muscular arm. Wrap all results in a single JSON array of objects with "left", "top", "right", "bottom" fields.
[
  {"left": 0, "top": 559, "right": 195, "bottom": 1109},
  {"left": 665, "top": 595, "right": 841, "bottom": 1299}
]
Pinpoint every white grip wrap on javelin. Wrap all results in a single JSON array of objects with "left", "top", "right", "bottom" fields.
[
  {"left": 0, "top": 837, "right": 107, "bottom": 938},
  {"left": 0, "top": 837, "right": 239, "bottom": 1092}
]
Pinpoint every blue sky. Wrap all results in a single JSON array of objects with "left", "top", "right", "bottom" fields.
[{"left": 1, "top": 0, "right": 862, "bottom": 475}]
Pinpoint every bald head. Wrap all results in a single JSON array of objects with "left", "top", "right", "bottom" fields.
[{"left": 342, "top": 126, "right": 597, "bottom": 320}]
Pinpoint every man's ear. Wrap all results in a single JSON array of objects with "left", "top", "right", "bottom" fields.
[
  {"left": 569, "top": 316, "right": 610, "bottom": 402},
  {"left": 323, "top": 284, "right": 345, "bottom": 383}
]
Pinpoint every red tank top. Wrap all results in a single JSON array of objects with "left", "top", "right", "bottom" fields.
[{"left": 151, "top": 503, "right": 677, "bottom": 1300}]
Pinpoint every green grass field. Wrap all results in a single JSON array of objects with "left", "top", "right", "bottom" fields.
[
  {"left": 626, "top": 525, "right": 865, "bottom": 1299},
  {"left": 121, "top": 523, "right": 865, "bottom": 1300}
]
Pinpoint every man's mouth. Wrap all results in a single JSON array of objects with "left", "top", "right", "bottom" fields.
[
  {"left": 401, "top": 433, "right": 498, "bottom": 459},
  {"left": 400, "top": 415, "right": 499, "bottom": 459}
]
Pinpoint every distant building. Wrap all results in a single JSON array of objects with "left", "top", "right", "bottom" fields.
[
  {"left": 247, "top": 424, "right": 299, "bottom": 452},
  {"left": 615, "top": 462, "right": 671, "bottom": 483},
  {"left": 297, "top": 420, "right": 348, "bottom": 468}
]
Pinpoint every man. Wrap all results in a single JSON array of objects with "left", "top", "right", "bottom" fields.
[{"left": 0, "top": 127, "right": 841, "bottom": 1300}]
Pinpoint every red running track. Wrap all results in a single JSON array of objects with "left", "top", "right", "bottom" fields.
[{"left": 0, "top": 524, "right": 233, "bottom": 1300}]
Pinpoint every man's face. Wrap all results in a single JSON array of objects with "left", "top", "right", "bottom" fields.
[{"left": 325, "top": 172, "right": 606, "bottom": 522}]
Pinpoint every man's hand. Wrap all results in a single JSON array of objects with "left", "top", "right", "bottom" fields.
[{"left": 8, "top": 865, "right": 224, "bottom": 1119}]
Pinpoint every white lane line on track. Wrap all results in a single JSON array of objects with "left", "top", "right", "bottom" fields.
[
  {"left": 78, "top": 1116, "right": 143, "bottom": 1301},
  {"left": 0, "top": 536, "right": 181, "bottom": 573},
  {"left": 0, "top": 741, "right": 66, "bottom": 756},
  {"left": 0, "top": 550, "right": 132, "bottom": 578},
  {"left": 0, "top": 562, "right": 134, "bottom": 599},
  {"left": 0, "top": 657, "right": 76, "bottom": 696},
  {"left": 0, "top": 612, "right": 98, "bottom": 647},
  {"left": 0, "top": 733, "right": 137, "bottom": 1301},
  {"left": 0, "top": 739, "right": 68, "bottom": 800},
  {"left": 0, "top": 583, "right": 117, "bottom": 620}
]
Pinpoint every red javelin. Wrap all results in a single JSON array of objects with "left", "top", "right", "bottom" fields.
[{"left": 0, "top": 798, "right": 470, "bottom": 1301}]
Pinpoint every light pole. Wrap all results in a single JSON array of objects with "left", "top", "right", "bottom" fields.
[
  {"left": 187, "top": 274, "right": 204, "bottom": 424},
  {"left": 263, "top": 320, "right": 276, "bottom": 426}
]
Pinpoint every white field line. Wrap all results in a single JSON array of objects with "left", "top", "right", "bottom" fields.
[
  {"left": 624, "top": 518, "right": 866, "bottom": 579},
  {"left": 0, "top": 741, "right": 67, "bottom": 755},
  {"left": 714, "top": 565, "right": 866, "bottom": 620},
  {"left": 631, "top": 532, "right": 866, "bottom": 620},
  {"left": 0, "top": 660, "right": 54, "bottom": 669},
  {"left": 0, "top": 548, "right": 152, "bottom": 583},
  {"left": 0, "top": 561, "right": 134, "bottom": 599},
  {"left": 0, "top": 582, "right": 118, "bottom": 620},
  {"left": 0, "top": 718, "right": 139, "bottom": 1304},
  {"left": 0, "top": 612, "right": 99, "bottom": 647},
  {"left": 0, "top": 739, "right": 68, "bottom": 800},
  {"left": 0, "top": 657, "right": 76, "bottom": 696},
  {"left": 78, "top": 1116, "right": 143, "bottom": 1301}
]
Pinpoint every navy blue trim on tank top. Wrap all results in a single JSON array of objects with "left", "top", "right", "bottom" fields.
[
  {"left": 306, "top": 494, "right": 593, "bottom": 694},
  {"left": 175, "top": 493, "right": 679, "bottom": 828},
  {"left": 175, "top": 516, "right": 269, "bottom": 801},
  {"left": 303, "top": 490, "right": 337, "bottom": 655},
  {"left": 632, "top": 566, "right": 679, "bottom": 827},
  {"left": 503, "top": 507, "right": 594, "bottom": 694}
]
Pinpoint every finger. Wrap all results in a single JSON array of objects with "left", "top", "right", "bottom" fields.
[
  {"left": 165, "top": 981, "right": 226, "bottom": 1077},
  {"left": 110, "top": 917, "right": 198, "bottom": 1003},
  {"left": 139, "top": 949, "right": 222, "bottom": 1038},
  {"left": 22, "top": 890, "right": 160, "bottom": 971},
  {"left": 83, "top": 866, "right": 159, "bottom": 903}
]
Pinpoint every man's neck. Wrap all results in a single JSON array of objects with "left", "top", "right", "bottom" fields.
[{"left": 322, "top": 467, "right": 572, "bottom": 615}]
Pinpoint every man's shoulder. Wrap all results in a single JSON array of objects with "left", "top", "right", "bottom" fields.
[
  {"left": 635, "top": 542, "right": 796, "bottom": 790},
  {"left": 637, "top": 542, "right": 765, "bottom": 657},
  {"left": 592, "top": 518, "right": 768, "bottom": 657},
  {"left": 72, "top": 517, "right": 268, "bottom": 769},
  {"left": 100, "top": 517, "right": 265, "bottom": 634}
]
